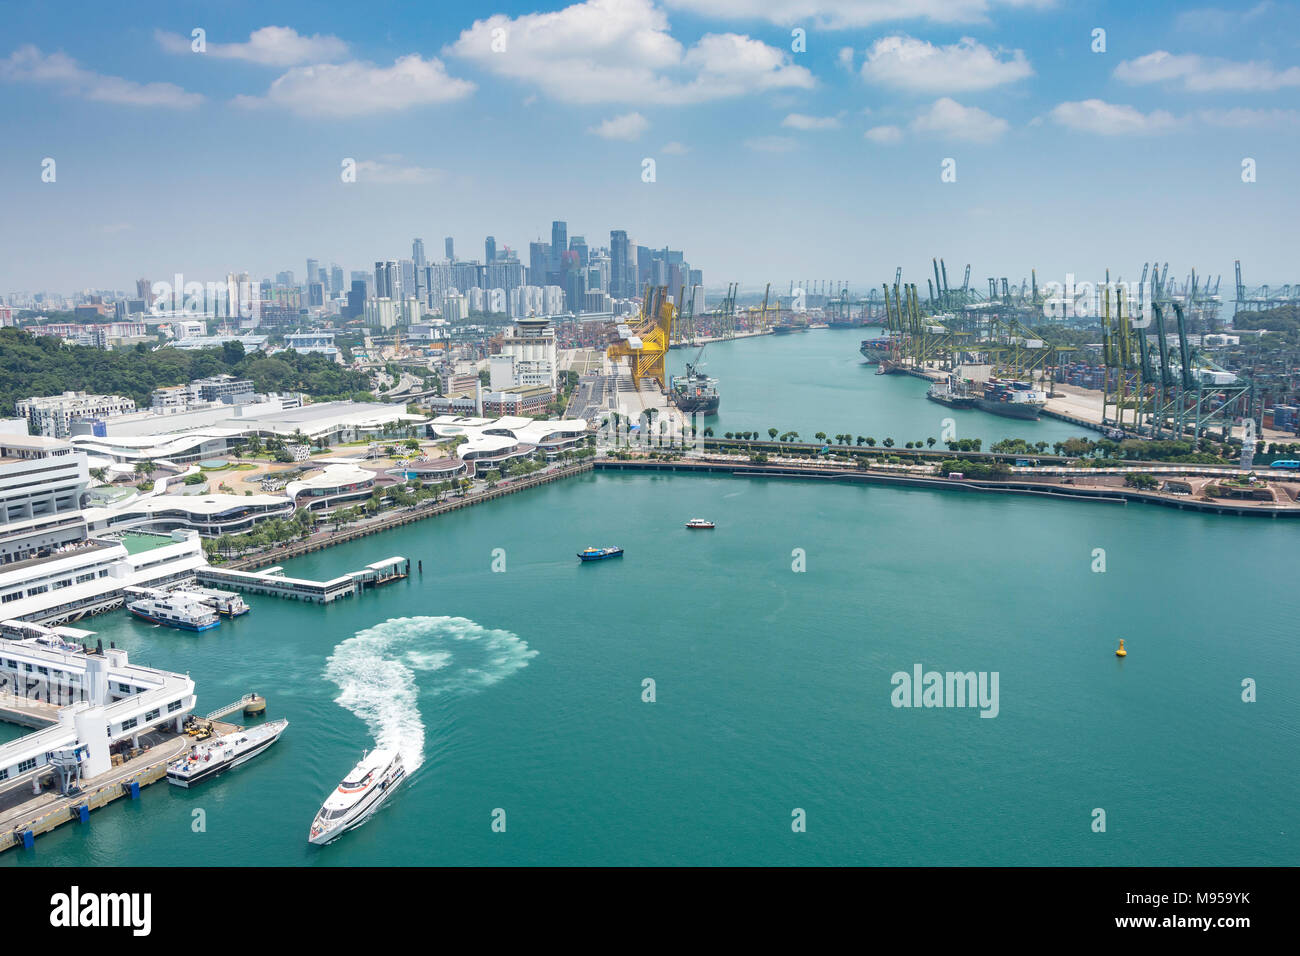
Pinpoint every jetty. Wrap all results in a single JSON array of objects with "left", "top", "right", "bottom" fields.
[{"left": 195, "top": 555, "right": 408, "bottom": 604}]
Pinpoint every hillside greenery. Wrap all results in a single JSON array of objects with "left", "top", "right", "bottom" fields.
[{"left": 0, "top": 328, "right": 374, "bottom": 414}]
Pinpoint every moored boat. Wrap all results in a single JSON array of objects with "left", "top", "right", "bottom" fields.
[
  {"left": 127, "top": 593, "right": 220, "bottom": 632},
  {"left": 166, "top": 719, "right": 288, "bottom": 788}
]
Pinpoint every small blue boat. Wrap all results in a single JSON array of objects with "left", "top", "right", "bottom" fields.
[{"left": 577, "top": 546, "right": 624, "bottom": 561}]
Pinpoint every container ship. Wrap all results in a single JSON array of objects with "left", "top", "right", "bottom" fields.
[
  {"left": 670, "top": 361, "right": 720, "bottom": 415},
  {"left": 859, "top": 335, "right": 892, "bottom": 364},
  {"left": 926, "top": 375, "right": 978, "bottom": 409},
  {"left": 974, "top": 378, "right": 1047, "bottom": 420}
]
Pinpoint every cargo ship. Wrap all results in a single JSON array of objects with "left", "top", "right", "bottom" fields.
[
  {"left": 670, "top": 360, "right": 720, "bottom": 415},
  {"left": 926, "top": 375, "right": 978, "bottom": 409},
  {"left": 974, "top": 378, "right": 1047, "bottom": 420},
  {"left": 859, "top": 335, "right": 892, "bottom": 364}
]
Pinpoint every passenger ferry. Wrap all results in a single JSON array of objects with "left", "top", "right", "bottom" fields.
[
  {"left": 309, "top": 749, "right": 406, "bottom": 846},
  {"left": 577, "top": 546, "right": 624, "bottom": 561},
  {"left": 127, "top": 593, "right": 220, "bottom": 632},
  {"left": 166, "top": 719, "right": 288, "bottom": 788},
  {"left": 685, "top": 518, "right": 715, "bottom": 529}
]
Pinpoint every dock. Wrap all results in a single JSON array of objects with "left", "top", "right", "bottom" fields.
[
  {"left": 0, "top": 732, "right": 190, "bottom": 853},
  {"left": 195, "top": 555, "right": 408, "bottom": 604}
]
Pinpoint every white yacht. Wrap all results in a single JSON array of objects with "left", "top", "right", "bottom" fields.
[
  {"left": 166, "top": 719, "right": 289, "bottom": 787},
  {"left": 309, "top": 749, "right": 406, "bottom": 845},
  {"left": 127, "top": 593, "right": 220, "bottom": 632}
]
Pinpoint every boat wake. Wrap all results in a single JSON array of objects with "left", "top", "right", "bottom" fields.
[{"left": 323, "top": 616, "right": 537, "bottom": 774}]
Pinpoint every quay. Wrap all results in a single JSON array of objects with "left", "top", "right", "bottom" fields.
[
  {"left": 221, "top": 460, "right": 593, "bottom": 571},
  {"left": 593, "top": 457, "right": 1300, "bottom": 518}
]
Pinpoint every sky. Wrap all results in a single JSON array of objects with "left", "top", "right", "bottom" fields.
[{"left": 2, "top": 0, "right": 1298, "bottom": 296}]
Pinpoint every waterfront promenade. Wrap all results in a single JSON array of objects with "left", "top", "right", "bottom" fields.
[{"left": 222, "top": 460, "right": 594, "bottom": 571}]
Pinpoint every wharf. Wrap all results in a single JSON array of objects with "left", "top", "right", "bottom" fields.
[
  {"left": 195, "top": 555, "right": 408, "bottom": 604},
  {"left": 0, "top": 692, "right": 60, "bottom": 729},
  {"left": 0, "top": 733, "right": 190, "bottom": 853}
]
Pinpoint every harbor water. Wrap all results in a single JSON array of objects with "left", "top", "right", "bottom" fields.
[
  {"left": 667, "top": 327, "right": 1088, "bottom": 447},
  {"left": 4, "top": 472, "right": 1296, "bottom": 866}
]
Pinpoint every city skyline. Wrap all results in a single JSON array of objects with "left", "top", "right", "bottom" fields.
[{"left": 3, "top": 0, "right": 1299, "bottom": 292}]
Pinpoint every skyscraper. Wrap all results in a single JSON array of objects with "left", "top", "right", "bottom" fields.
[
  {"left": 485, "top": 236, "right": 496, "bottom": 264},
  {"left": 569, "top": 236, "right": 588, "bottom": 269},
  {"left": 306, "top": 259, "right": 319, "bottom": 289},
  {"left": 610, "top": 230, "right": 632, "bottom": 300},
  {"left": 412, "top": 238, "right": 426, "bottom": 271},
  {"left": 330, "top": 264, "right": 344, "bottom": 295},
  {"left": 374, "top": 260, "right": 398, "bottom": 299},
  {"left": 444, "top": 237, "right": 454, "bottom": 260},
  {"left": 529, "top": 241, "right": 549, "bottom": 286},
  {"left": 549, "top": 221, "right": 567, "bottom": 284}
]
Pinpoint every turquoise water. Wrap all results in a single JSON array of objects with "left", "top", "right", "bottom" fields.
[
  {"left": 4, "top": 473, "right": 1296, "bottom": 866},
  {"left": 667, "top": 328, "right": 1089, "bottom": 448}
]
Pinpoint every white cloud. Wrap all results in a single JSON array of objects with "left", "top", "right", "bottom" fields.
[
  {"left": 910, "top": 97, "right": 1008, "bottom": 141},
  {"left": 233, "top": 55, "right": 475, "bottom": 117},
  {"left": 447, "top": 0, "right": 812, "bottom": 104},
  {"left": 837, "top": 46, "right": 855, "bottom": 71},
  {"left": 864, "top": 124, "right": 904, "bottom": 144},
  {"left": 860, "top": 35, "right": 1032, "bottom": 92},
  {"left": 589, "top": 111, "right": 650, "bottom": 139},
  {"left": 744, "top": 135, "right": 799, "bottom": 152},
  {"left": 156, "top": 26, "right": 348, "bottom": 66},
  {"left": 354, "top": 159, "right": 443, "bottom": 184},
  {"left": 782, "top": 112, "right": 841, "bottom": 130},
  {"left": 0, "top": 45, "right": 202, "bottom": 108},
  {"left": 1115, "top": 50, "right": 1300, "bottom": 92},
  {"left": 662, "top": 0, "right": 1056, "bottom": 29},
  {"left": 1048, "top": 99, "right": 1180, "bottom": 135},
  {"left": 661, "top": 140, "right": 691, "bottom": 153},
  {"left": 1175, "top": 3, "right": 1273, "bottom": 33}
]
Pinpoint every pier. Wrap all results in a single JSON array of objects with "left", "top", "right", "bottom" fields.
[{"left": 195, "top": 555, "right": 408, "bottom": 604}]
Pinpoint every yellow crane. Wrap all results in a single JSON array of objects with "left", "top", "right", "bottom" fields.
[{"left": 606, "top": 285, "right": 675, "bottom": 389}]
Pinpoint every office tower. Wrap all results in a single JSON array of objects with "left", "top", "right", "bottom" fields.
[
  {"left": 136, "top": 278, "right": 154, "bottom": 308},
  {"left": 636, "top": 245, "right": 652, "bottom": 289},
  {"left": 330, "top": 265, "right": 344, "bottom": 295},
  {"left": 276, "top": 270, "right": 294, "bottom": 288},
  {"left": 306, "top": 259, "right": 320, "bottom": 289},
  {"left": 529, "top": 242, "right": 549, "bottom": 286},
  {"left": 569, "top": 236, "right": 588, "bottom": 269},
  {"left": 485, "top": 236, "right": 496, "bottom": 264},
  {"left": 549, "top": 221, "right": 567, "bottom": 284},
  {"left": 374, "top": 260, "right": 398, "bottom": 299},
  {"left": 688, "top": 269, "right": 703, "bottom": 289},
  {"left": 308, "top": 281, "right": 325, "bottom": 307},
  {"left": 412, "top": 238, "right": 426, "bottom": 271},
  {"left": 346, "top": 280, "right": 366, "bottom": 319},
  {"left": 444, "top": 237, "right": 454, "bottom": 260},
  {"left": 400, "top": 259, "right": 416, "bottom": 300},
  {"left": 485, "top": 258, "right": 525, "bottom": 299},
  {"left": 609, "top": 230, "right": 632, "bottom": 300}
]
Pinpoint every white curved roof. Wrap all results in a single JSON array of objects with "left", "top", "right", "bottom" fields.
[
  {"left": 428, "top": 415, "right": 587, "bottom": 458},
  {"left": 285, "top": 462, "right": 376, "bottom": 499}
]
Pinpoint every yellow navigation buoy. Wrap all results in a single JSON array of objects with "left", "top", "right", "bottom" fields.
[{"left": 1115, "top": 639, "right": 1127, "bottom": 658}]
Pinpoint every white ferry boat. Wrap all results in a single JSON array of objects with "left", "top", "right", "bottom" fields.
[
  {"left": 309, "top": 749, "right": 406, "bottom": 845},
  {"left": 127, "top": 593, "right": 220, "bottom": 632},
  {"left": 166, "top": 719, "right": 289, "bottom": 787}
]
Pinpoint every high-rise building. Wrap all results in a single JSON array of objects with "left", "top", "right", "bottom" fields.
[
  {"left": 569, "top": 236, "right": 588, "bottom": 269},
  {"left": 136, "top": 278, "right": 155, "bottom": 308},
  {"left": 636, "top": 245, "right": 652, "bottom": 289},
  {"left": 609, "top": 230, "right": 632, "bottom": 300},
  {"left": 485, "top": 236, "right": 496, "bottom": 264},
  {"left": 346, "top": 280, "right": 366, "bottom": 319},
  {"left": 306, "top": 259, "right": 320, "bottom": 289},
  {"left": 400, "top": 259, "right": 416, "bottom": 301},
  {"left": 549, "top": 221, "right": 567, "bottom": 284},
  {"left": 529, "top": 242, "right": 549, "bottom": 286},
  {"left": 330, "top": 265, "right": 344, "bottom": 295},
  {"left": 308, "top": 281, "right": 325, "bottom": 308},
  {"left": 412, "top": 238, "right": 426, "bottom": 271},
  {"left": 374, "top": 260, "right": 398, "bottom": 299},
  {"left": 276, "top": 270, "right": 295, "bottom": 288},
  {"left": 444, "top": 237, "right": 454, "bottom": 260}
]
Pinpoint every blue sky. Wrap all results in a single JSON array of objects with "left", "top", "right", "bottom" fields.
[{"left": 2, "top": 0, "right": 1298, "bottom": 295}]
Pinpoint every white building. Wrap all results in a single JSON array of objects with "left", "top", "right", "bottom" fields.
[
  {"left": 284, "top": 331, "right": 342, "bottom": 363},
  {"left": 0, "top": 623, "right": 196, "bottom": 788},
  {"left": 497, "top": 317, "right": 558, "bottom": 392},
  {"left": 16, "top": 392, "right": 138, "bottom": 439},
  {"left": 443, "top": 295, "right": 469, "bottom": 322},
  {"left": 365, "top": 297, "right": 399, "bottom": 330}
]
